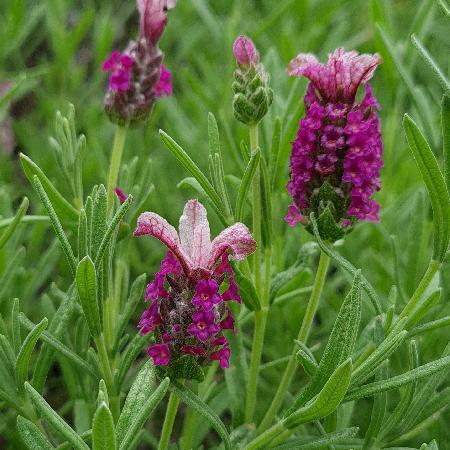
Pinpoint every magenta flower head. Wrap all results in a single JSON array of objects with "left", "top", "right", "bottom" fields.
[
  {"left": 232, "top": 34, "right": 273, "bottom": 126},
  {"left": 285, "top": 48, "right": 383, "bottom": 241},
  {"left": 134, "top": 199, "right": 256, "bottom": 378},
  {"left": 102, "top": 0, "right": 176, "bottom": 126}
]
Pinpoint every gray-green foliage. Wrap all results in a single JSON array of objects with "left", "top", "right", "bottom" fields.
[{"left": 1, "top": 0, "right": 450, "bottom": 449}]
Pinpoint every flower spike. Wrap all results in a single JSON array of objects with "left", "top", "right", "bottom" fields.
[
  {"left": 286, "top": 47, "right": 383, "bottom": 240},
  {"left": 134, "top": 199, "right": 256, "bottom": 379}
]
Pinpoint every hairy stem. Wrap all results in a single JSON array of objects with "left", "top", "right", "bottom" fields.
[
  {"left": 158, "top": 390, "right": 181, "bottom": 450},
  {"left": 106, "top": 125, "right": 127, "bottom": 214},
  {"left": 245, "top": 123, "right": 269, "bottom": 423},
  {"left": 258, "top": 251, "right": 330, "bottom": 432}
]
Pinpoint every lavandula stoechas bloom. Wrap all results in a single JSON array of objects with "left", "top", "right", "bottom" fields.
[
  {"left": 102, "top": 0, "right": 175, "bottom": 126},
  {"left": 134, "top": 200, "right": 256, "bottom": 379},
  {"left": 285, "top": 48, "right": 383, "bottom": 241},
  {"left": 232, "top": 35, "right": 273, "bottom": 125}
]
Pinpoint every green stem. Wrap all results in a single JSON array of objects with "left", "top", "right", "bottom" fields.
[
  {"left": 158, "top": 390, "right": 181, "bottom": 450},
  {"left": 245, "top": 306, "right": 269, "bottom": 422},
  {"left": 244, "top": 420, "right": 287, "bottom": 450},
  {"left": 250, "top": 124, "right": 262, "bottom": 295},
  {"left": 258, "top": 251, "right": 330, "bottom": 432},
  {"left": 94, "top": 335, "right": 119, "bottom": 421},
  {"left": 397, "top": 259, "right": 441, "bottom": 323},
  {"left": 245, "top": 123, "right": 269, "bottom": 423},
  {"left": 106, "top": 125, "right": 127, "bottom": 214}
]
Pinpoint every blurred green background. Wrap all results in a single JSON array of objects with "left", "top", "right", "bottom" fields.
[{"left": 1, "top": 0, "right": 450, "bottom": 447}]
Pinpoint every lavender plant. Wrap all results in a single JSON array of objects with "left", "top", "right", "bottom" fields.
[{"left": 0, "top": 0, "right": 450, "bottom": 449}]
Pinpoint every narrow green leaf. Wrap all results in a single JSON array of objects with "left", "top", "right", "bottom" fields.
[
  {"left": 56, "top": 430, "right": 92, "bottom": 450},
  {"left": 295, "top": 341, "right": 318, "bottom": 377},
  {"left": 230, "top": 262, "right": 261, "bottom": 311},
  {"left": 94, "top": 195, "right": 133, "bottom": 267},
  {"left": 97, "top": 379, "right": 109, "bottom": 407},
  {"left": 272, "top": 427, "right": 359, "bottom": 450},
  {"left": 284, "top": 358, "right": 353, "bottom": 427},
  {"left": 260, "top": 156, "right": 272, "bottom": 248},
  {"left": 16, "top": 317, "right": 48, "bottom": 389},
  {"left": 298, "top": 272, "right": 361, "bottom": 407},
  {"left": 411, "top": 34, "right": 450, "bottom": 93},
  {"left": 159, "top": 130, "right": 224, "bottom": 213},
  {"left": 0, "top": 247, "right": 26, "bottom": 301},
  {"left": 437, "top": 0, "right": 450, "bottom": 17},
  {"left": 25, "top": 382, "right": 90, "bottom": 449},
  {"left": 351, "top": 321, "right": 407, "bottom": 386},
  {"left": 208, "top": 112, "right": 221, "bottom": 158},
  {"left": 0, "top": 215, "right": 49, "bottom": 231},
  {"left": 393, "top": 341, "right": 450, "bottom": 436},
  {"left": 379, "top": 340, "right": 420, "bottom": 441},
  {"left": 235, "top": 148, "right": 260, "bottom": 222},
  {"left": 76, "top": 256, "right": 101, "bottom": 338},
  {"left": 225, "top": 328, "right": 248, "bottom": 427},
  {"left": 409, "top": 316, "right": 450, "bottom": 337},
  {"left": 11, "top": 298, "right": 21, "bottom": 355},
  {"left": 169, "top": 380, "right": 232, "bottom": 450},
  {"left": 0, "top": 197, "right": 28, "bottom": 250},
  {"left": 33, "top": 288, "right": 76, "bottom": 392},
  {"left": 0, "top": 334, "right": 16, "bottom": 387},
  {"left": 442, "top": 94, "right": 450, "bottom": 193},
  {"left": 20, "top": 153, "right": 79, "bottom": 222},
  {"left": 20, "top": 313, "right": 97, "bottom": 378},
  {"left": 406, "top": 289, "right": 441, "bottom": 328},
  {"left": 92, "top": 185, "right": 107, "bottom": 261},
  {"left": 113, "top": 273, "right": 146, "bottom": 352},
  {"left": 92, "top": 402, "right": 116, "bottom": 450},
  {"left": 119, "top": 378, "right": 170, "bottom": 450},
  {"left": 345, "top": 354, "right": 450, "bottom": 402},
  {"left": 116, "top": 359, "right": 156, "bottom": 443},
  {"left": 32, "top": 176, "right": 77, "bottom": 274},
  {"left": 311, "top": 213, "right": 382, "bottom": 314},
  {"left": 17, "top": 415, "right": 54, "bottom": 450},
  {"left": 78, "top": 209, "right": 88, "bottom": 258},
  {"left": 116, "top": 332, "right": 152, "bottom": 389},
  {"left": 403, "top": 114, "right": 450, "bottom": 262}
]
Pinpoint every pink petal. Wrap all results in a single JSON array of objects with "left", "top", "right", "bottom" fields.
[
  {"left": 137, "top": 0, "right": 175, "bottom": 44},
  {"left": 134, "top": 211, "right": 192, "bottom": 274},
  {"left": 209, "top": 223, "right": 256, "bottom": 267},
  {"left": 288, "top": 48, "right": 382, "bottom": 102},
  {"left": 179, "top": 200, "right": 212, "bottom": 268},
  {"left": 287, "top": 53, "right": 320, "bottom": 77}
]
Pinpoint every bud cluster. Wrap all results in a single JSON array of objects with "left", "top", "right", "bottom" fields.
[{"left": 232, "top": 35, "right": 273, "bottom": 126}]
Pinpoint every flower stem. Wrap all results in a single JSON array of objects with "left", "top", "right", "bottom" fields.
[
  {"left": 158, "top": 390, "right": 181, "bottom": 450},
  {"left": 245, "top": 123, "right": 269, "bottom": 423},
  {"left": 258, "top": 250, "right": 330, "bottom": 432},
  {"left": 245, "top": 306, "right": 268, "bottom": 422},
  {"left": 106, "top": 125, "right": 127, "bottom": 214},
  {"left": 94, "top": 335, "right": 119, "bottom": 421},
  {"left": 250, "top": 123, "right": 262, "bottom": 295}
]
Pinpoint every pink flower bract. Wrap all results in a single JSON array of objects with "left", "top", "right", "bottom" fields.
[{"left": 134, "top": 199, "right": 256, "bottom": 278}]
